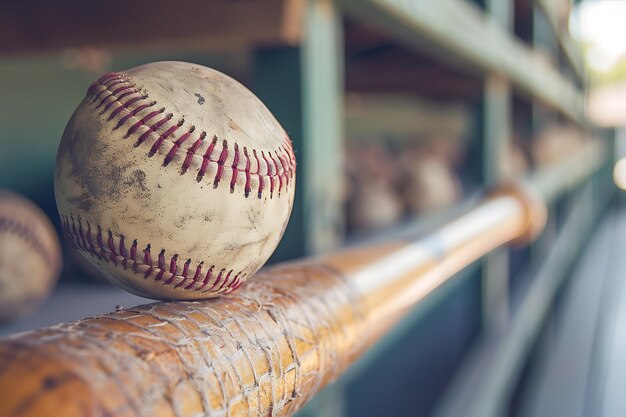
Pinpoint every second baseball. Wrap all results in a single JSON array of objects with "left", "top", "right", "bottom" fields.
[
  {"left": 0, "top": 190, "right": 62, "bottom": 321},
  {"left": 55, "top": 61, "right": 296, "bottom": 300}
]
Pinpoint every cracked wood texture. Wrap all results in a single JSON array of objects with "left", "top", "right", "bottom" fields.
[
  {"left": 0, "top": 190, "right": 542, "bottom": 417},
  {"left": 0, "top": 263, "right": 365, "bottom": 417}
]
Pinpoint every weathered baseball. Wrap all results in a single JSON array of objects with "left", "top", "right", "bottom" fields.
[
  {"left": 55, "top": 61, "right": 296, "bottom": 300},
  {"left": 0, "top": 190, "right": 62, "bottom": 322}
]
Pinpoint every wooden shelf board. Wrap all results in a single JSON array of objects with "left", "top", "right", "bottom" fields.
[
  {"left": 344, "top": 21, "right": 483, "bottom": 99},
  {"left": 341, "top": 0, "right": 585, "bottom": 123},
  {"left": 0, "top": 0, "right": 304, "bottom": 56}
]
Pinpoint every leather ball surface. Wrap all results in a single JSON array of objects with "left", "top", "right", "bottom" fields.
[
  {"left": 0, "top": 190, "right": 61, "bottom": 321},
  {"left": 55, "top": 61, "right": 296, "bottom": 300}
]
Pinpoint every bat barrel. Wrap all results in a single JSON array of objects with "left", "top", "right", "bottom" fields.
[
  {"left": 0, "top": 262, "right": 363, "bottom": 417},
  {"left": 0, "top": 141, "right": 604, "bottom": 417}
]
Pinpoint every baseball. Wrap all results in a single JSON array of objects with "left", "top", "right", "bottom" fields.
[
  {"left": 0, "top": 190, "right": 62, "bottom": 322},
  {"left": 55, "top": 61, "right": 296, "bottom": 300}
]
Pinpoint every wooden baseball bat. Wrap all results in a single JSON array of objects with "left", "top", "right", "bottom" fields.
[{"left": 0, "top": 184, "right": 544, "bottom": 417}]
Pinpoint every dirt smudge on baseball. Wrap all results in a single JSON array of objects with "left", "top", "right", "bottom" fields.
[
  {"left": 229, "top": 120, "right": 241, "bottom": 131},
  {"left": 67, "top": 192, "right": 93, "bottom": 212},
  {"left": 124, "top": 169, "right": 149, "bottom": 195}
]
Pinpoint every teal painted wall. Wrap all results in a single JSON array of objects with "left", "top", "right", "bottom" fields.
[
  {"left": 0, "top": 56, "right": 94, "bottom": 215},
  {"left": 0, "top": 51, "right": 250, "bottom": 221}
]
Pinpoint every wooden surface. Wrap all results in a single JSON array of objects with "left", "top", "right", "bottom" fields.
[
  {"left": 0, "top": 264, "right": 365, "bottom": 417},
  {"left": 0, "top": 187, "right": 537, "bottom": 417},
  {"left": 344, "top": 22, "right": 482, "bottom": 99},
  {"left": 0, "top": 137, "right": 611, "bottom": 417},
  {"left": 0, "top": 0, "right": 303, "bottom": 56},
  {"left": 341, "top": 0, "right": 585, "bottom": 123},
  {"left": 0, "top": 284, "right": 149, "bottom": 337}
]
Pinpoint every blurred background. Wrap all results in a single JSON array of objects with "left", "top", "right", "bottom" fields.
[{"left": 1, "top": 0, "right": 626, "bottom": 416}]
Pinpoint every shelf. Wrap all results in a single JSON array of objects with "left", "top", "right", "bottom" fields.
[
  {"left": 344, "top": 93, "right": 470, "bottom": 141},
  {"left": 0, "top": 3, "right": 613, "bottom": 417},
  {"left": 525, "top": 138, "right": 608, "bottom": 205},
  {"left": 344, "top": 21, "right": 483, "bottom": 100},
  {"left": 0, "top": 0, "right": 584, "bottom": 126},
  {"left": 340, "top": 0, "right": 585, "bottom": 123},
  {"left": 0, "top": 0, "right": 303, "bottom": 55}
]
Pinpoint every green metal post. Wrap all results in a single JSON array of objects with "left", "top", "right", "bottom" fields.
[
  {"left": 253, "top": 0, "right": 344, "bottom": 261},
  {"left": 254, "top": 47, "right": 307, "bottom": 261},
  {"left": 301, "top": 0, "right": 345, "bottom": 254},
  {"left": 482, "top": 0, "right": 513, "bottom": 332}
]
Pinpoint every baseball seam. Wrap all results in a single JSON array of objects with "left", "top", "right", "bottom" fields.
[
  {"left": 86, "top": 72, "right": 296, "bottom": 199},
  {"left": 61, "top": 215, "right": 245, "bottom": 294},
  {"left": 0, "top": 216, "right": 56, "bottom": 267}
]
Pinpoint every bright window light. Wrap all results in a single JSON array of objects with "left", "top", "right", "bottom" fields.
[
  {"left": 613, "top": 157, "right": 626, "bottom": 190},
  {"left": 571, "top": 0, "right": 626, "bottom": 72}
]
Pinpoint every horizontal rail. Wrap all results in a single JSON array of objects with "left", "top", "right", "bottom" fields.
[
  {"left": 340, "top": 0, "right": 585, "bottom": 123},
  {"left": 524, "top": 139, "right": 608, "bottom": 205},
  {"left": 434, "top": 178, "right": 614, "bottom": 417},
  {"left": 535, "top": 0, "right": 585, "bottom": 81},
  {"left": 0, "top": 144, "right": 609, "bottom": 417}
]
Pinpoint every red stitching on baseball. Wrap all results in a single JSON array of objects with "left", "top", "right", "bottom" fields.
[
  {"left": 183, "top": 131, "right": 205, "bottom": 174},
  {"left": 163, "top": 123, "right": 192, "bottom": 166},
  {"left": 87, "top": 73, "right": 116, "bottom": 96},
  {"left": 97, "top": 85, "right": 134, "bottom": 112},
  {"left": 119, "top": 235, "right": 128, "bottom": 269},
  {"left": 87, "top": 72, "right": 296, "bottom": 199},
  {"left": 253, "top": 150, "right": 264, "bottom": 199},
  {"left": 283, "top": 135, "right": 295, "bottom": 167},
  {"left": 96, "top": 226, "right": 105, "bottom": 258},
  {"left": 214, "top": 140, "right": 228, "bottom": 189},
  {"left": 224, "top": 273, "right": 242, "bottom": 294},
  {"left": 143, "top": 244, "right": 153, "bottom": 277},
  {"left": 153, "top": 249, "right": 165, "bottom": 281},
  {"left": 62, "top": 215, "right": 242, "bottom": 293},
  {"left": 166, "top": 258, "right": 189, "bottom": 286},
  {"left": 261, "top": 151, "right": 275, "bottom": 197},
  {"left": 126, "top": 108, "right": 163, "bottom": 138},
  {"left": 108, "top": 95, "right": 139, "bottom": 121},
  {"left": 150, "top": 119, "right": 184, "bottom": 159},
  {"left": 180, "top": 261, "right": 204, "bottom": 290},
  {"left": 107, "top": 230, "right": 117, "bottom": 265},
  {"left": 114, "top": 101, "right": 155, "bottom": 130},
  {"left": 230, "top": 143, "right": 240, "bottom": 193},
  {"left": 226, "top": 275, "right": 244, "bottom": 294},
  {"left": 269, "top": 152, "right": 283, "bottom": 195},
  {"left": 114, "top": 88, "right": 137, "bottom": 102},
  {"left": 243, "top": 147, "right": 252, "bottom": 198},
  {"left": 0, "top": 216, "right": 55, "bottom": 266},
  {"left": 217, "top": 270, "right": 232, "bottom": 292},
  {"left": 198, "top": 135, "right": 218, "bottom": 182},
  {"left": 85, "top": 222, "right": 95, "bottom": 254},
  {"left": 197, "top": 266, "right": 216, "bottom": 291},
  {"left": 130, "top": 240, "right": 139, "bottom": 272},
  {"left": 203, "top": 268, "right": 225, "bottom": 291},
  {"left": 135, "top": 113, "right": 173, "bottom": 146},
  {"left": 104, "top": 78, "right": 126, "bottom": 90}
]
